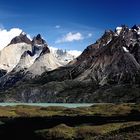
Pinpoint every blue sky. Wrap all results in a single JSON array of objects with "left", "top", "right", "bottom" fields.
[{"left": 0, "top": 0, "right": 140, "bottom": 51}]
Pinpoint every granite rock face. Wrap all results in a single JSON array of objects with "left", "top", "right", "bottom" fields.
[{"left": 0, "top": 34, "right": 63, "bottom": 90}]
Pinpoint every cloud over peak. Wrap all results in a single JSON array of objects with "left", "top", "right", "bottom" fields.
[
  {"left": 0, "top": 28, "right": 22, "bottom": 50},
  {"left": 56, "top": 32, "right": 84, "bottom": 43}
]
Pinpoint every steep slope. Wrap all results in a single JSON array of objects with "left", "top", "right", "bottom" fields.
[
  {"left": 25, "top": 34, "right": 62, "bottom": 77},
  {"left": 0, "top": 34, "right": 63, "bottom": 90},
  {"left": 44, "top": 25, "right": 140, "bottom": 85},
  {"left": 1, "top": 25, "right": 140, "bottom": 103},
  {"left": 77, "top": 36, "right": 140, "bottom": 85},
  {"left": 13, "top": 51, "right": 38, "bottom": 72},
  {"left": 27, "top": 52, "right": 62, "bottom": 76},
  {"left": 0, "top": 33, "right": 32, "bottom": 72},
  {"left": 13, "top": 34, "right": 50, "bottom": 72}
]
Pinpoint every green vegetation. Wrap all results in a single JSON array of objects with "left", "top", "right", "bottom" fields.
[
  {"left": 36, "top": 124, "right": 75, "bottom": 140},
  {"left": 0, "top": 103, "right": 139, "bottom": 117},
  {"left": 0, "top": 103, "right": 140, "bottom": 139},
  {"left": 36, "top": 122, "right": 140, "bottom": 140}
]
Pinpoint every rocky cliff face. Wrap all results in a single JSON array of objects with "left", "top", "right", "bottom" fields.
[
  {"left": 69, "top": 25, "right": 140, "bottom": 86},
  {"left": 27, "top": 52, "right": 62, "bottom": 76},
  {"left": 9, "top": 32, "right": 32, "bottom": 45},
  {"left": 0, "top": 44, "right": 32, "bottom": 72},
  {"left": 0, "top": 33, "right": 63, "bottom": 90},
  {"left": 0, "top": 25, "right": 140, "bottom": 103},
  {"left": 14, "top": 34, "right": 51, "bottom": 73},
  {"left": 0, "top": 32, "right": 32, "bottom": 73},
  {"left": 24, "top": 34, "right": 62, "bottom": 76}
]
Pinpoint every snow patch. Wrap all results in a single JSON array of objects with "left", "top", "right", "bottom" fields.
[
  {"left": 123, "top": 47, "right": 129, "bottom": 52},
  {"left": 116, "top": 27, "right": 122, "bottom": 35},
  {"left": 134, "top": 29, "right": 137, "bottom": 32},
  {"left": 106, "top": 39, "right": 112, "bottom": 45},
  {"left": 137, "top": 27, "right": 140, "bottom": 35},
  {"left": 34, "top": 44, "right": 43, "bottom": 47}
]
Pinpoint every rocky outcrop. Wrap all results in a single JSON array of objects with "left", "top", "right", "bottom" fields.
[
  {"left": 67, "top": 25, "right": 140, "bottom": 86},
  {"left": 27, "top": 53, "right": 62, "bottom": 76},
  {"left": 23, "top": 34, "right": 62, "bottom": 77},
  {"left": 0, "top": 34, "right": 63, "bottom": 90},
  {"left": 13, "top": 34, "right": 50, "bottom": 72},
  {"left": 0, "top": 43, "right": 32, "bottom": 72},
  {"left": 9, "top": 32, "right": 32, "bottom": 45},
  {"left": 32, "top": 34, "right": 46, "bottom": 45},
  {"left": 0, "top": 69, "right": 7, "bottom": 78},
  {"left": 76, "top": 36, "right": 140, "bottom": 85}
]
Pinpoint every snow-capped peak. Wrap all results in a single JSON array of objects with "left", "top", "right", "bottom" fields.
[
  {"left": 116, "top": 27, "right": 122, "bottom": 35},
  {"left": 50, "top": 47, "right": 81, "bottom": 64},
  {"left": 21, "top": 31, "right": 26, "bottom": 36}
]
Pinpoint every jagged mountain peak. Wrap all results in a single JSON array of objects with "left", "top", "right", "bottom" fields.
[
  {"left": 9, "top": 32, "right": 32, "bottom": 45},
  {"left": 131, "top": 24, "right": 140, "bottom": 30},
  {"left": 31, "top": 34, "right": 50, "bottom": 54},
  {"left": 71, "top": 25, "right": 140, "bottom": 85},
  {"left": 36, "top": 34, "right": 42, "bottom": 40},
  {"left": 115, "top": 25, "right": 128, "bottom": 35},
  {"left": 32, "top": 34, "right": 46, "bottom": 45}
]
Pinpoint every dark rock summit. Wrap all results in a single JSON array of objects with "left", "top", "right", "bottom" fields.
[
  {"left": 32, "top": 34, "right": 50, "bottom": 55},
  {"left": 32, "top": 34, "right": 46, "bottom": 45},
  {"left": 9, "top": 32, "right": 32, "bottom": 45}
]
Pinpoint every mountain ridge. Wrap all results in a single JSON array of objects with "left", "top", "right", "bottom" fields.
[{"left": 0, "top": 25, "right": 140, "bottom": 102}]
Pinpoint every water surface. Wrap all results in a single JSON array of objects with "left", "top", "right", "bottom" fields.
[{"left": 0, "top": 103, "right": 93, "bottom": 108}]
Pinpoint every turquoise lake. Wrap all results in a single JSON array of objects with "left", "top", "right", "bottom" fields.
[{"left": 0, "top": 103, "right": 93, "bottom": 108}]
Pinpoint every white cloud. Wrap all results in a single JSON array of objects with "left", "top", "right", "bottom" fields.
[
  {"left": 56, "top": 32, "right": 84, "bottom": 43},
  {"left": 88, "top": 33, "right": 92, "bottom": 37},
  {"left": 55, "top": 25, "right": 61, "bottom": 29},
  {"left": 0, "top": 28, "right": 22, "bottom": 50}
]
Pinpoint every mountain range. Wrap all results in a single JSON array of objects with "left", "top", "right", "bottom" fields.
[{"left": 0, "top": 25, "right": 140, "bottom": 103}]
